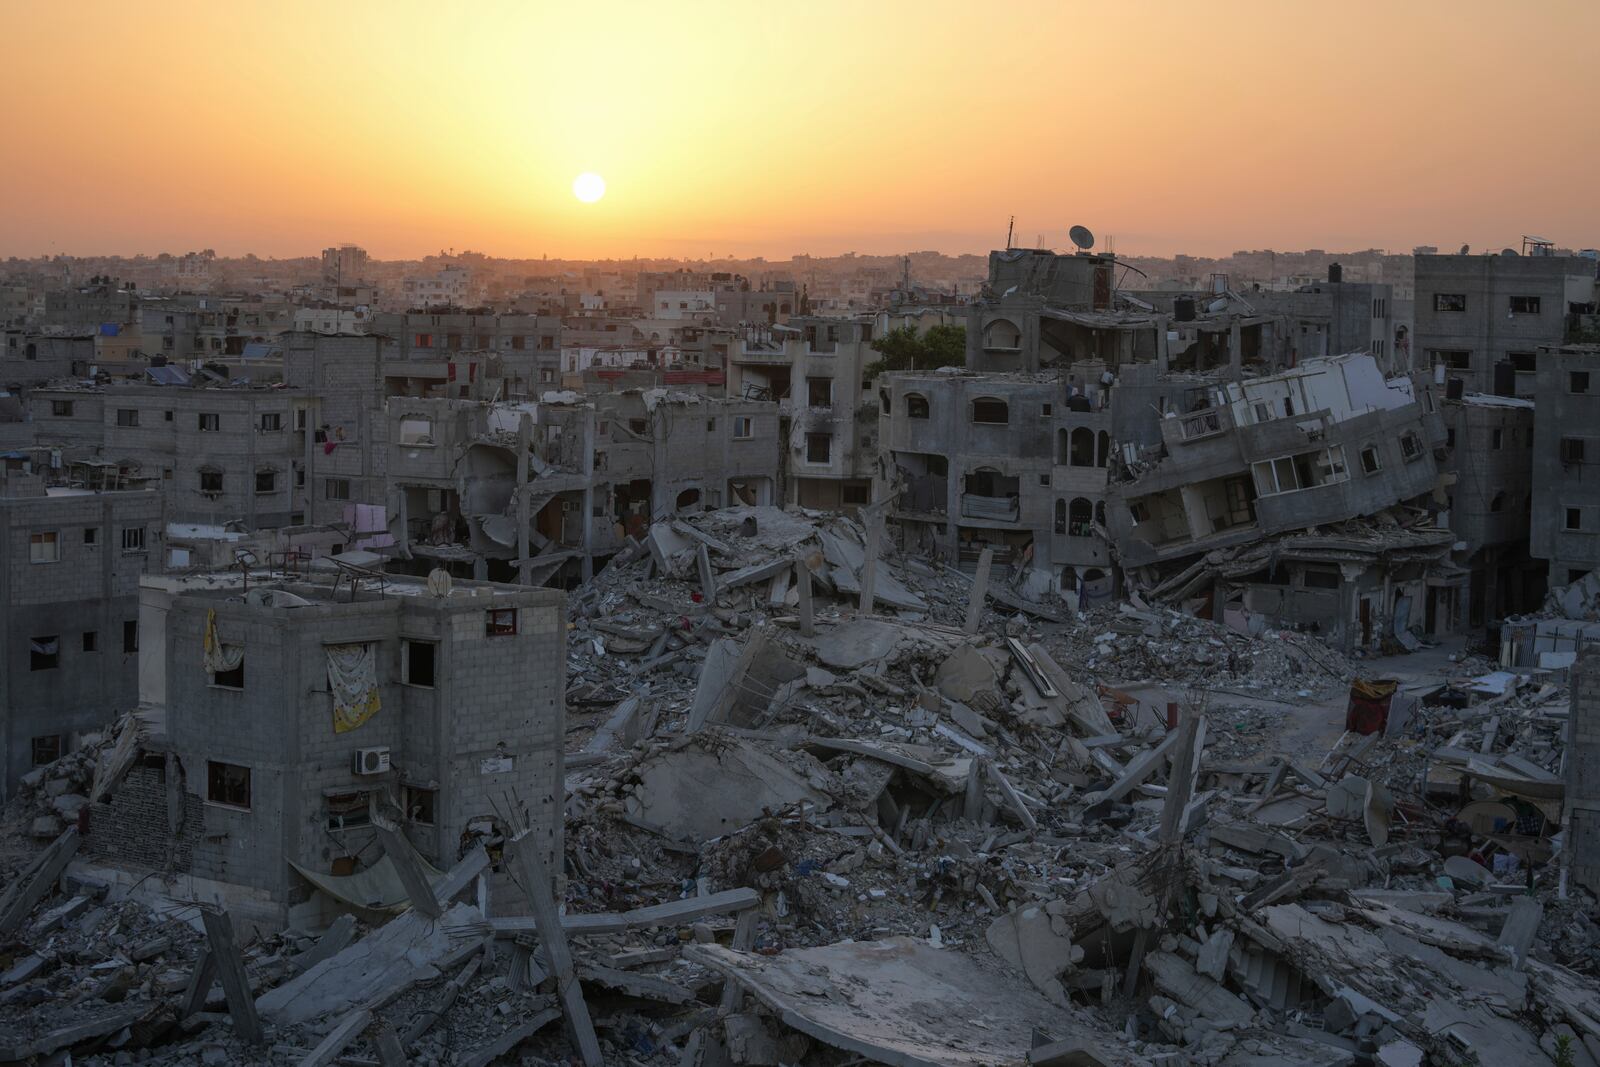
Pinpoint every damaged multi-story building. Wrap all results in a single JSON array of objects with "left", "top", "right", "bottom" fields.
[
  {"left": 1415, "top": 249, "right": 1599, "bottom": 625},
  {"left": 881, "top": 248, "right": 1455, "bottom": 648},
  {"left": 1108, "top": 354, "right": 1452, "bottom": 650},
  {"left": 386, "top": 389, "right": 780, "bottom": 585},
  {"left": 0, "top": 473, "right": 164, "bottom": 798},
  {"left": 83, "top": 569, "right": 564, "bottom": 928},
  {"left": 726, "top": 317, "right": 879, "bottom": 511},
  {"left": 1532, "top": 343, "right": 1600, "bottom": 590}
]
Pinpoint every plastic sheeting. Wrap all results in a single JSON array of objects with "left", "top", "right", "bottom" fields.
[
  {"left": 202, "top": 609, "right": 243, "bottom": 674},
  {"left": 327, "top": 643, "right": 381, "bottom": 733},
  {"left": 289, "top": 853, "right": 445, "bottom": 913}
]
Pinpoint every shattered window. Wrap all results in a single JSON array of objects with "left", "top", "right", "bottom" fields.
[
  {"left": 325, "top": 791, "right": 372, "bottom": 831},
  {"left": 1570, "top": 371, "right": 1590, "bottom": 394},
  {"left": 29, "top": 531, "right": 60, "bottom": 563},
  {"left": 486, "top": 608, "right": 518, "bottom": 636},
  {"left": 1400, "top": 432, "right": 1423, "bottom": 461},
  {"left": 1433, "top": 293, "right": 1466, "bottom": 312},
  {"left": 1568, "top": 508, "right": 1584, "bottom": 531},
  {"left": 1360, "top": 446, "right": 1382, "bottom": 475},
  {"left": 805, "top": 433, "right": 833, "bottom": 464},
  {"left": 972, "top": 398, "right": 1009, "bottom": 424},
  {"left": 206, "top": 761, "right": 251, "bottom": 810},
  {"left": 905, "top": 394, "right": 930, "bottom": 419},
  {"left": 404, "top": 786, "right": 437, "bottom": 825},
  {"left": 29, "top": 636, "right": 59, "bottom": 671},
  {"left": 1509, "top": 296, "right": 1541, "bottom": 314},
  {"left": 32, "top": 736, "right": 61, "bottom": 766}
]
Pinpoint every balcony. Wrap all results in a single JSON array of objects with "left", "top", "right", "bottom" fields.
[
  {"left": 960, "top": 494, "right": 1019, "bottom": 522},
  {"left": 1175, "top": 406, "right": 1230, "bottom": 442}
]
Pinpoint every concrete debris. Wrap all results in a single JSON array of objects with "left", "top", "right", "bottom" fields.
[{"left": 4, "top": 503, "right": 1600, "bottom": 1067}]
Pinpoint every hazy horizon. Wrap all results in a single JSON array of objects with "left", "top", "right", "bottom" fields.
[{"left": 7, "top": 0, "right": 1599, "bottom": 262}]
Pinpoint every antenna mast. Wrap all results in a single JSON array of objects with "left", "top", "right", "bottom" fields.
[{"left": 1005, "top": 216, "right": 1015, "bottom": 250}]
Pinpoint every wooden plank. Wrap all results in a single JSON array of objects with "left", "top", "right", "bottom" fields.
[
  {"left": 298, "top": 1008, "right": 369, "bottom": 1067},
  {"left": 506, "top": 831, "right": 602, "bottom": 1067},
  {"left": 201, "top": 908, "right": 264, "bottom": 1045}
]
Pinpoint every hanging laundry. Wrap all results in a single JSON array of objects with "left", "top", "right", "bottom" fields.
[
  {"left": 202, "top": 608, "right": 243, "bottom": 674},
  {"left": 327, "top": 642, "right": 381, "bottom": 733}
]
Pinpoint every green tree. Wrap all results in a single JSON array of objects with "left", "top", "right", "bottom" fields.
[{"left": 864, "top": 324, "right": 967, "bottom": 379}]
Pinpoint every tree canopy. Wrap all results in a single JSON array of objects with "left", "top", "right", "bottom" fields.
[{"left": 863, "top": 324, "right": 966, "bottom": 379}]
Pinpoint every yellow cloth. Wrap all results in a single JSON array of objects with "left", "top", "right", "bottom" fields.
[{"left": 327, "top": 642, "right": 382, "bottom": 733}]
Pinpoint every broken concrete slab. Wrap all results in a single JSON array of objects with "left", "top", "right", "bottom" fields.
[
  {"left": 1144, "top": 950, "right": 1254, "bottom": 1028},
  {"left": 624, "top": 737, "right": 831, "bottom": 841},
  {"left": 986, "top": 905, "right": 1083, "bottom": 1004},
  {"left": 811, "top": 618, "right": 907, "bottom": 670},
  {"left": 257, "top": 901, "right": 482, "bottom": 1025},
  {"left": 687, "top": 937, "right": 1139, "bottom": 1067}
]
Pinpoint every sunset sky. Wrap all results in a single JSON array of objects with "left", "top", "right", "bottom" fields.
[{"left": 5, "top": 0, "right": 1597, "bottom": 260}]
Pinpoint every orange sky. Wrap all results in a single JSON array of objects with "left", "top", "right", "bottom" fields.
[{"left": 4, "top": 0, "right": 1597, "bottom": 260}]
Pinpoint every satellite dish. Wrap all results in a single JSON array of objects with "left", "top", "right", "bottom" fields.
[
  {"left": 427, "top": 568, "right": 453, "bottom": 598},
  {"left": 1459, "top": 244, "right": 1471, "bottom": 255},
  {"left": 1501, "top": 248, "right": 1519, "bottom": 257},
  {"left": 1069, "top": 225, "right": 1095, "bottom": 251}
]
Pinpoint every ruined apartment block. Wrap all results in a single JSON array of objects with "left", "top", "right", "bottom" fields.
[
  {"left": 879, "top": 372, "right": 1115, "bottom": 602},
  {"left": 1439, "top": 391, "right": 1541, "bottom": 625},
  {"left": 90, "top": 573, "right": 566, "bottom": 928},
  {"left": 0, "top": 477, "right": 164, "bottom": 798},
  {"left": 1109, "top": 353, "right": 1450, "bottom": 650},
  {"left": 1532, "top": 344, "right": 1600, "bottom": 589},
  {"left": 370, "top": 311, "right": 563, "bottom": 393},
  {"left": 387, "top": 390, "right": 780, "bottom": 585},
  {"left": 26, "top": 382, "right": 323, "bottom": 528},
  {"left": 727, "top": 317, "right": 880, "bottom": 511}
]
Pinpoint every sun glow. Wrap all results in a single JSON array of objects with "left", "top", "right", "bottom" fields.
[{"left": 573, "top": 172, "right": 606, "bottom": 204}]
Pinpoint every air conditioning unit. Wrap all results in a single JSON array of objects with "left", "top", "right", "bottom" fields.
[{"left": 353, "top": 746, "right": 391, "bottom": 776}]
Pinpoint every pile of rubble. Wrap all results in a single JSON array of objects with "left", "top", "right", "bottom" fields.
[{"left": 3, "top": 503, "right": 1598, "bottom": 1065}]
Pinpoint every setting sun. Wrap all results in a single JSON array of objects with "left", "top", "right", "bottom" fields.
[{"left": 572, "top": 172, "right": 606, "bottom": 204}]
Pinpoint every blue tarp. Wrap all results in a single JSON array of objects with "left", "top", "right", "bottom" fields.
[{"left": 98, "top": 323, "right": 121, "bottom": 336}]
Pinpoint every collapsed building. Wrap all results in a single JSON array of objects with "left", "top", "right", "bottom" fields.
[
  {"left": 1109, "top": 354, "right": 1453, "bottom": 651},
  {"left": 386, "top": 389, "right": 781, "bottom": 585}
]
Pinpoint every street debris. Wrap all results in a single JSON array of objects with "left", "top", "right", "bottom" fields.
[{"left": 3, "top": 501, "right": 1599, "bottom": 1066}]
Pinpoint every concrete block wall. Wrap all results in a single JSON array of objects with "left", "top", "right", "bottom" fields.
[
  {"left": 0, "top": 489, "right": 163, "bottom": 797},
  {"left": 153, "top": 581, "right": 565, "bottom": 912},
  {"left": 1569, "top": 647, "right": 1600, "bottom": 892}
]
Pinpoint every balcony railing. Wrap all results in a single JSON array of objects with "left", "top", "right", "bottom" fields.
[
  {"left": 1176, "top": 407, "right": 1228, "bottom": 441},
  {"left": 960, "top": 494, "right": 1019, "bottom": 521}
]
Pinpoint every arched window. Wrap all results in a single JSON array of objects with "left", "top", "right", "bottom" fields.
[
  {"left": 1068, "top": 498, "right": 1093, "bottom": 536},
  {"left": 983, "top": 318, "right": 1022, "bottom": 350},
  {"left": 1054, "top": 498, "right": 1067, "bottom": 534},
  {"left": 972, "top": 397, "right": 1009, "bottom": 425},
  {"left": 1096, "top": 431, "right": 1110, "bottom": 467},
  {"left": 1069, "top": 427, "right": 1095, "bottom": 466},
  {"left": 905, "top": 393, "right": 930, "bottom": 419},
  {"left": 675, "top": 488, "right": 701, "bottom": 512}
]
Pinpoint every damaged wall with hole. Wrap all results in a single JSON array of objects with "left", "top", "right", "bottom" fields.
[
  {"left": 118, "top": 573, "right": 566, "bottom": 928},
  {"left": 387, "top": 390, "right": 780, "bottom": 585}
]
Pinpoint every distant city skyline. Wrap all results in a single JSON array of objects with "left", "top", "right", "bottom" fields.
[{"left": 5, "top": 0, "right": 1598, "bottom": 262}]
